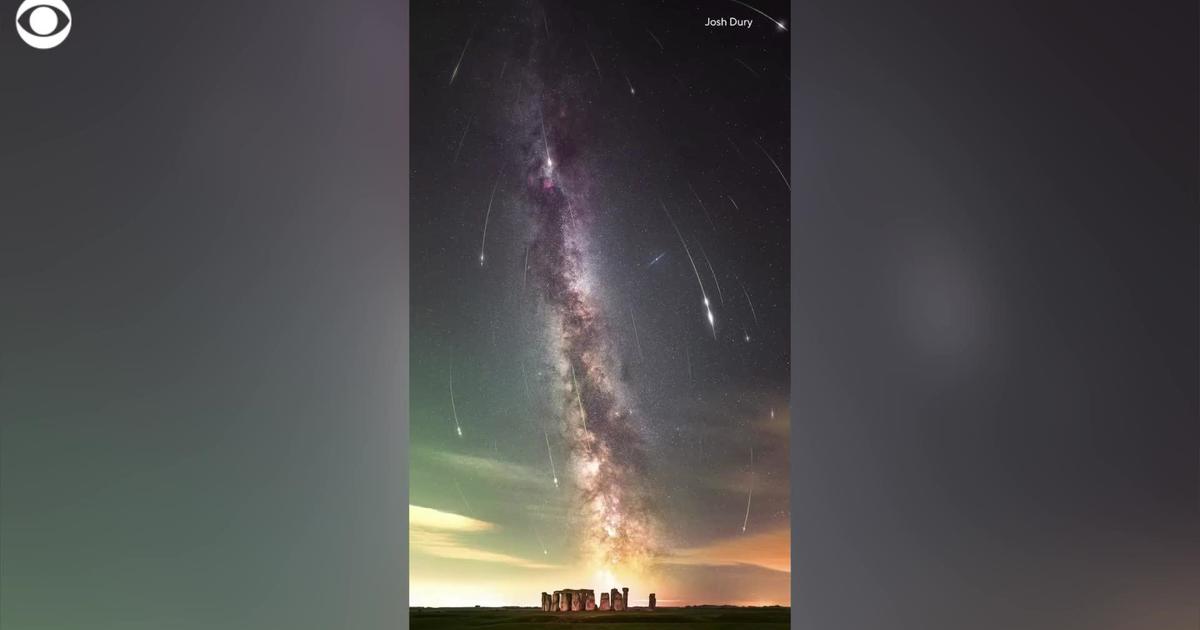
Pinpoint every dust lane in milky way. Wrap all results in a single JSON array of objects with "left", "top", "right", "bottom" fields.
[{"left": 523, "top": 86, "right": 658, "bottom": 571}]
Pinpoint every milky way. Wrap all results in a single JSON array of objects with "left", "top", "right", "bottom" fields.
[{"left": 522, "top": 87, "right": 658, "bottom": 572}]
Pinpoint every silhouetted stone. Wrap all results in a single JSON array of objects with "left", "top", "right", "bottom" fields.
[
  {"left": 622, "top": 587, "right": 629, "bottom": 610},
  {"left": 649, "top": 593, "right": 656, "bottom": 609},
  {"left": 585, "top": 590, "right": 596, "bottom": 611},
  {"left": 599, "top": 592, "right": 610, "bottom": 610}
]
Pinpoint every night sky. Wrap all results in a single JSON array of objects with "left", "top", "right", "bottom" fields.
[{"left": 409, "top": 0, "right": 791, "bottom": 606}]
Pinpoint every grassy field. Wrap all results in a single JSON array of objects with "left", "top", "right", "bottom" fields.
[{"left": 410, "top": 607, "right": 790, "bottom": 629}]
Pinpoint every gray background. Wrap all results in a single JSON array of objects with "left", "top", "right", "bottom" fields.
[
  {"left": 791, "top": 1, "right": 1197, "bottom": 629},
  {"left": 1, "top": 1, "right": 409, "bottom": 628}
]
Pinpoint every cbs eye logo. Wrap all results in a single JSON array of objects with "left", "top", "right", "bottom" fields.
[{"left": 15, "top": 0, "right": 71, "bottom": 49}]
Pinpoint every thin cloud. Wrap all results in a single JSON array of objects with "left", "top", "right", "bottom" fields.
[
  {"left": 661, "top": 526, "right": 790, "bottom": 574},
  {"left": 410, "top": 504, "right": 558, "bottom": 570},
  {"left": 421, "top": 449, "right": 546, "bottom": 487}
]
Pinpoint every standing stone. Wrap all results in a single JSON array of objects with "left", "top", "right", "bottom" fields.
[
  {"left": 541, "top": 593, "right": 548, "bottom": 611},
  {"left": 570, "top": 591, "right": 581, "bottom": 611},
  {"left": 585, "top": 590, "right": 596, "bottom": 611},
  {"left": 599, "top": 592, "right": 610, "bottom": 610},
  {"left": 610, "top": 588, "right": 620, "bottom": 611},
  {"left": 559, "top": 591, "right": 569, "bottom": 612},
  {"left": 649, "top": 593, "right": 656, "bottom": 610},
  {"left": 622, "top": 587, "right": 630, "bottom": 610}
]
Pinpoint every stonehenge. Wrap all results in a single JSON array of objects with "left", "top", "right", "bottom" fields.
[
  {"left": 649, "top": 593, "right": 656, "bottom": 610},
  {"left": 541, "top": 586, "right": 637, "bottom": 612}
]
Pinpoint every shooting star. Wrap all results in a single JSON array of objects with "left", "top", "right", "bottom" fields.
[
  {"left": 730, "top": 0, "right": 788, "bottom": 31},
  {"left": 688, "top": 181, "right": 718, "bottom": 232},
  {"left": 630, "top": 308, "right": 645, "bottom": 361},
  {"left": 499, "top": 59, "right": 507, "bottom": 80},
  {"left": 532, "top": 519, "right": 549, "bottom": 555},
  {"left": 479, "top": 169, "right": 501, "bottom": 266},
  {"left": 754, "top": 139, "right": 791, "bottom": 191},
  {"left": 449, "top": 361, "right": 463, "bottom": 437},
  {"left": 570, "top": 362, "right": 588, "bottom": 431},
  {"left": 540, "top": 105, "right": 552, "bottom": 167},
  {"left": 646, "top": 28, "right": 664, "bottom": 51},
  {"left": 449, "top": 35, "right": 472, "bottom": 85},
  {"left": 452, "top": 117, "right": 471, "bottom": 163},
  {"left": 743, "top": 328, "right": 751, "bottom": 342},
  {"left": 742, "top": 447, "right": 754, "bottom": 532},
  {"left": 587, "top": 46, "right": 602, "bottom": 80},
  {"left": 697, "top": 241, "right": 725, "bottom": 304},
  {"left": 543, "top": 13, "right": 550, "bottom": 38},
  {"left": 455, "top": 479, "right": 471, "bottom": 513},
  {"left": 520, "top": 358, "right": 533, "bottom": 401},
  {"left": 733, "top": 56, "right": 760, "bottom": 78},
  {"left": 725, "top": 134, "right": 746, "bottom": 161},
  {"left": 544, "top": 429, "right": 559, "bottom": 488},
  {"left": 623, "top": 72, "right": 636, "bottom": 95},
  {"left": 662, "top": 200, "right": 716, "bottom": 338},
  {"left": 727, "top": 195, "right": 740, "bottom": 212},
  {"left": 739, "top": 279, "right": 760, "bottom": 326},
  {"left": 646, "top": 251, "right": 666, "bottom": 268},
  {"left": 523, "top": 245, "right": 530, "bottom": 289}
]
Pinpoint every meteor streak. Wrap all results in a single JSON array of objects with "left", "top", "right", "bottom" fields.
[
  {"left": 540, "top": 105, "right": 552, "bottom": 167},
  {"left": 523, "top": 245, "right": 530, "bottom": 289},
  {"left": 687, "top": 181, "right": 717, "bottom": 231},
  {"left": 455, "top": 479, "right": 471, "bottom": 513},
  {"left": 733, "top": 57, "right": 760, "bottom": 78},
  {"left": 663, "top": 200, "right": 716, "bottom": 338},
  {"left": 646, "top": 28, "right": 664, "bottom": 51},
  {"left": 544, "top": 429, "right": 559, "bottom": 488},
  {"left": 646, "top": 251, "right": 666, "bottom": 267},
  {"left": 727, "top": 195, "right": 740, "bottom": 212},
  {"left": 725, "top": 134, "right": 746, "bottom": 161},
  {"left": 570, "top": 362, "right": 588, "bottom": 431},
  {"left": 449, "top": 360, "right": 463, "bottom": 437},
  {"left": 630, "top": 308, "right": 645, "bottom": 361},
  {"left": 452, "top": 117, "right": 471, "bottom": 163},
  {"left": 754, "top": 139, "right": 791, "bottom": 191},
  {"left": 521, "top": 358, "right": 533, "bottom": 401},
  {"left": 585, "top": 44, "right": 602, "bottom": 80},
  {"left": 697, "top": 241, "right": 725, "bottom": 304},
  {"left": 729, "top": 0, "right": 788, "bottom": 31},
  {"left": 479, "top": 169, "right": 501, "bottom": 266},
  {"left": 739, "top": 279, "right": 759, "bottom": 326},
  {"left": 449, "top": 35, "right": 472, "bottom": 85},
  {"left": 532, "top": 519, "right": 549, "bottom": 554},
  {"left": 742, "top": 446, "right": 754, "bottom": 532},
  {"left": 742, "top": 486, "right": 753, "bottom": 533},
  {"left": 623, "top": 72, "right": 636, "bottom": 95}
]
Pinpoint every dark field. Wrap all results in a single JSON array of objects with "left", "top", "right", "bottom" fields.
[{"left": 410, "top": 607, "right": 790, "bottom": 629}]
